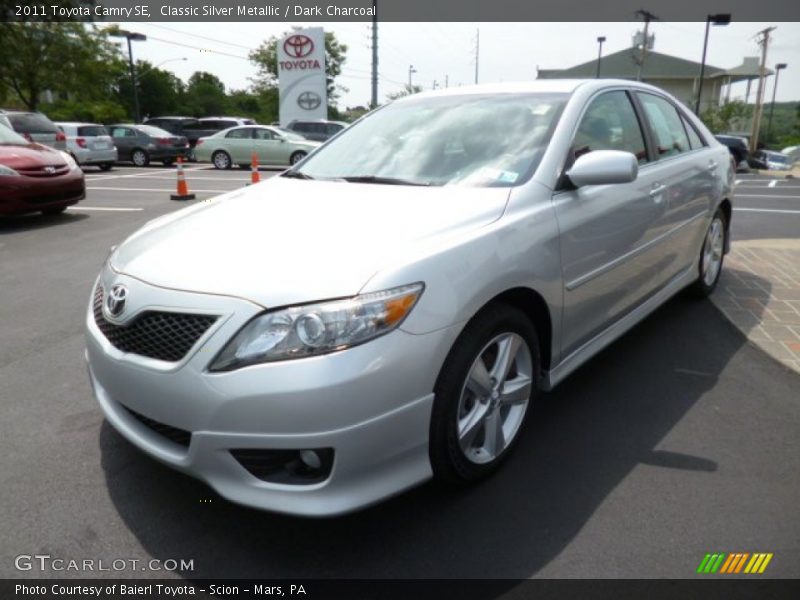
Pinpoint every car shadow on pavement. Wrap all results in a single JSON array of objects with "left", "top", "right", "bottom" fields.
[
  {"left": 99, "top": 290, "right": 765, "bottom": 579},
  {"left": 0, "top": 211, "right": 88, "bottom": 233}
]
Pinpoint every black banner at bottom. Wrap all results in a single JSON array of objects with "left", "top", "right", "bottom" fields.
[{"left": 4, "top": 579, "right": 800, "bottom": 600}]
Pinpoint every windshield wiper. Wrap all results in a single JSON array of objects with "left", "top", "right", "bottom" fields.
[
  {"left": 339, "top": 175, "right": 430, "bottom": 186},
  {"left": 282, "top": 170, "right": 314, "bottom": 180}
]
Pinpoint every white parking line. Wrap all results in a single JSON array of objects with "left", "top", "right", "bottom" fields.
[
  {"left": 85, "top": 166, "right": 210, "bottom": 181},
  {"left": 87, "top": 186, "right": 232, "bottom": 193},
  {"left": 734, "top": 208, "right": 800, "bottom": 215},
  {"left": 768, "top": 180, "right": 779, "bottom": 188},
  {"left": 735, "top": 194, "right": 800, "bottom": 199},
  {"left": 68, "top": 206, "right": 144, "bottom": 212}
]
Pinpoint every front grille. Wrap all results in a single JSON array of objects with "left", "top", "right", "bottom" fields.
[
  {"left": 123, "top": 405, "right": 191, "bottom": 448},
  {"left": 93, "top": 285, "right": 217, "bottom": 362},
  {"left": 17, "top": 165, "right": 70, "bottom": 177}
]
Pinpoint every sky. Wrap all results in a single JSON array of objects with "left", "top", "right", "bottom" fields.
[{"left": 110, "top": 21, "right": 800, "bottom": 107}]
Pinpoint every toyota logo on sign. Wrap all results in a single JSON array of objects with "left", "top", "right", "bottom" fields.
[
  {"left": 297, "top": 91, "right": 322, "bottom": 110},
  {"left": 283, "top": 35, "right": 314, "bottom": 58}
]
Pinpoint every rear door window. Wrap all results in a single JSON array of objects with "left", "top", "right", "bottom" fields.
[
  {"left": 637, "top": 93, "right": 691, "bottom": 158},
  {"left": 226, "top": 128, "right": 253, "bottom": 139},
  {"left": 680, "top": 116, "right": 705, "bottom": 150}
]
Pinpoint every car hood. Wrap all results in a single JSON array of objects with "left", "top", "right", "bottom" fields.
[
  {"left": 112, "top": 177, "right": 510, "bottom": 308},
  {"left": 0, "top": 143, "right": 66, "bottom": 168}
]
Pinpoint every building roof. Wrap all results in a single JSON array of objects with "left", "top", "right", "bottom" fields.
[{"left": 538, "top": 48, "right": 726, "bottom": 80}]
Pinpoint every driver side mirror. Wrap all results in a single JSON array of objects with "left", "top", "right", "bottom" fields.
[{"left": 566, "top": 150, "right": 638, "bottom": 187}]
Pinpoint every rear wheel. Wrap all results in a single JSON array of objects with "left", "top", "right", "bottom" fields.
[
  {"left": 131, "top": 149, "right": 149, "bottom": 167},
  {"left": 430, "top": 304, "right": 539, "bottom": 484},
  {"left": 162, "top": 158, "right": 174, "bottom": 167},
  {"left": 290, "top": 151, "right": 307, "bottom": 165},
  {"left": 691, "top": 208, "right": 727, "bottom": 297},
  {"left": 212, "top": 150, "right": 232, "bottom": 170}
]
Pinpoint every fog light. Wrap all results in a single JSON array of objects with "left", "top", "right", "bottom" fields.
[{"left": 299, "top": 449, "right": 322, "bottom": 469}]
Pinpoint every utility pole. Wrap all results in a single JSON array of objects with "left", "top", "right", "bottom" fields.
[
  {"left": 408, "top": 65, "right": 417, "bottom": 87},
  {"left": 370, "top": 0, "right": 378, "bottom": 108},
  {"left": 445, "top": 74, "right": 449, "bottom": 88},
  {"left": 474, "top": 28, "right": 480, "bottom": 84},
  {"left": 635, "top": 9, "right": 658, "bottom": 81},
  {"left": 596, "top": 36, "right": 606, "bottom": 78},
  {"left": 749, "top": 27, "right": 776, "bottom": 153}
]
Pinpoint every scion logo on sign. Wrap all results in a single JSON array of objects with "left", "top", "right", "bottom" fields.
[
  {"left": 696, "top": 552, "right": 774, "bottom": 574},
  {"left": 283, "top": 34, "right": 314, "bottom": 58},
  {"left": 297, "top": 92, "right": 322, "bottom": 110}
]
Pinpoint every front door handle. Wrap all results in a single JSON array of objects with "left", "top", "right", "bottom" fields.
[
  {"left": 649, "top": 184, "right": 667, "bottom": 197},
  {"left": 707, "top": 161, "right": 718, "bottom": 171}
]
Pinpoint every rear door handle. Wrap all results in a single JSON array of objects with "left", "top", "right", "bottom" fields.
[
  {"left": 707, "top": 161, "right": 718, "bottom": 171},
  {"left": 649, "top": 184, "right": 667, "bottom": 197}
]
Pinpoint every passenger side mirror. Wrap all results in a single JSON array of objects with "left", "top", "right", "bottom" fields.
[{"left": 566, "top": 150, "right": 638, "bottom": 187}]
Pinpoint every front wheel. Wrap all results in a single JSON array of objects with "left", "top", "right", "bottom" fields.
[
  {"left": 162, "top": 158, "right": 174, "bottom": 167},
  {"left": 99, "top": 163, "right": 113, "bottom": 171},
  {"left": 289, "top": 151, "right": 307, "bottom": 166},
  {"left": 691, "top": 208, "right": 727, "bottom": 297},
  {"left": 212, "top": 150, "right": 232, "bottom": 170},
  {"left": 430, "top": 304, "right": 539, "bottom": 484},
  {"left": 131, "top": 149, "right": 149, "bottom": 167}
]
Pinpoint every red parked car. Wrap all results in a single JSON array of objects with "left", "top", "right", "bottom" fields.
[{"left": 0, "top": 123, "right": 85, "bottom": 216}]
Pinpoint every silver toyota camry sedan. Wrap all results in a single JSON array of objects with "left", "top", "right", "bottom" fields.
[{"left": 86, "top": 80, "right": 733, "bottom": 516}]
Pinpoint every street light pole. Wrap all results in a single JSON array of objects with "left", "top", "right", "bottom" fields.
[
  {"left": 110, "top": 30, "right": 147, "bottom": 123},
  {"left": 766, "top": 63, "right": 787, "bottom": 142},
  {"left": 596, "top": 36, "right": 606, "bottom": 78},
  {"left": 695, "top": 13, "right": 731, "bottom": 115},
  {"left": 408, "top": 65, "right": 417, "bottom": 88}
]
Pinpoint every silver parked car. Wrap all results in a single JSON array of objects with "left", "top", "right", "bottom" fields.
[
  {"left": 0, "top": 109, "right": 66, "bottom": 150},
  {"left": 85, "top": 80, "right": 733, "bottom": 516},
  {"left": 56, "top": 122, "right": 117, "bottom": 171}
]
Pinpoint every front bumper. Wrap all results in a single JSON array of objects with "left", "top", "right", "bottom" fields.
[
  {"left": 0, "top": 170, "right": 85, "bottom": 216},
  {"left": 74, "top": 147, "right": 117, "bottom": 165},
  {"left": 85, "top": 272, "right": 460, "bottom": 516}
]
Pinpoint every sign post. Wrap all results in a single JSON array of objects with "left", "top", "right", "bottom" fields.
[{"left": 278, "top": 27, "right": 327, "bottom": 127}]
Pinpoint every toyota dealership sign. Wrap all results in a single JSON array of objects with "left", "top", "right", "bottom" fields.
[{"left": 278, "top": 27, "right": 327, "bottom": 126}]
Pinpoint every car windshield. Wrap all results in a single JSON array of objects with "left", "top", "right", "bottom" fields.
[
  {"left": 138, "top": 125, "right": 173, "bottom": 138},
  {"left": 290, "top": 93, "right": 567, "bottom": 187},
  {"left": 0, "top": 125, "right": 28, "bottom": 144}
]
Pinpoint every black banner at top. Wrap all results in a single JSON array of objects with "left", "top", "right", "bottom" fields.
[{"left": 2, "top": 0, "right": 800, "bottom": 22}]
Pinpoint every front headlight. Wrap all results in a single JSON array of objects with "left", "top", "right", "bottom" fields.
[
  {"left": 0, "top": 164, "right": 21, "bottom": 176},
  {"left": 60, "top": 151, "right": 78, "bottom": 169},
  {"left": 210, "top": 283, "right": 424, "bottom": 371}
]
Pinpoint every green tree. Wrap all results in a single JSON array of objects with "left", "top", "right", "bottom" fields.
[
  {"left": 249, "top": 30, "right": 348, "bottom": 109},
  {"left": 0, "top": 22, "right": 124, "bottom": 111},
  {"left": 699, "top": 100, "right": 751, "bottom": 135},
  {"left": 184, "top": 71, "right": 227, "bottom": 117},
  {"left": 115, "top": 61, "right": 185, "bottom": 120}
]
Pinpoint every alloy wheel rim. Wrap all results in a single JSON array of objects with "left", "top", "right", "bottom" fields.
[
  {"left": 456, "top": 332, "right": 533, "bottom": 464},
  {"left": 133, "top": 151, "right": 145, "bottom": 166},
  {"left": 702, "top": 218, "right": 724, "bottom": 286},
  {"left": 214, "top": 153, "right": 229, "bottom": 169},
  {"left": 291, "top": 152, "right": 305, "bottom": 165}
]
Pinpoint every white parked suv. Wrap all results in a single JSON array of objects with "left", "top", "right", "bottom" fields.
[{"left": 56, "top": 122, "right": 117, "bottom": 170}]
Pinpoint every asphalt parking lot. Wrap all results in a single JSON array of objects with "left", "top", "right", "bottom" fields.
[{"left": 1, "top": 166, "right": 799, "bottom": 580}]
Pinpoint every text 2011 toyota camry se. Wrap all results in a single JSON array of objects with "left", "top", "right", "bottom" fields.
[{"left": 86, "top": 80, "right": 733, "bottom": 516}]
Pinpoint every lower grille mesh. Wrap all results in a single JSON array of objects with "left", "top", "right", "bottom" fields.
[
  {"left": 93, "top": 285, "right": 217, "bottom": 362},
  {"left": 123, "top": 405, "right": 192, "bottom": 448}
]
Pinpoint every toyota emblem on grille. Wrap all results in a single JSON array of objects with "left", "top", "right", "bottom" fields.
[
  {"left": 106, "top": 284, "right": 128, "bottom": 317},
  {"left": 44, "top": 166, "right": 56, "bottom": 174}
]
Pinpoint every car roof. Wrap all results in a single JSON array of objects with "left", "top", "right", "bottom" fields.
[
  {"left": 145, "top": 116, "right": 196, "bottom": 120},
  {"left": 55, "top": 121, "right": 104, "bottom": 127}
]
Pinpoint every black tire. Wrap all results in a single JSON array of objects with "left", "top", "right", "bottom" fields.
[
  {"left": 289, "top": 151, "right": 307, "bottom": 165},
  {"left": 131, "top": 149, "right": 149, "bottom": 167},
  {"left": 41, "top": 206, "right": 67, "bottom": 215},
  {"left": 162, "top": 158, "right": 174, "bottom": 167},
  {"left": 99, "top": 163, "right": 113, "bottom": 171},
  {"left": 212, "top": 150, "right": 232, "bottom": 170},
  {"left": 430, "top": 304, "right": 540, "bottom": 485},
  {"left": 690, "top": 208, "right": 727, "bottom": 297}
]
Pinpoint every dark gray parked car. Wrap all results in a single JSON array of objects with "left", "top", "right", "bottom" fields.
[
  {"left": 284, "top": 119, "right": 347, "bottom": 142},
  {"left": 108, "top": 124, "right": 189, "bottom": 167}
]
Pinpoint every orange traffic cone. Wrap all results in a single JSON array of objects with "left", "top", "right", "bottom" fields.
[
  {"left": 170, "top": 156, "right": 196, "bottom": 201},
  {"left": 250, "top": 151, "right": 261, "bottom": 185}
]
